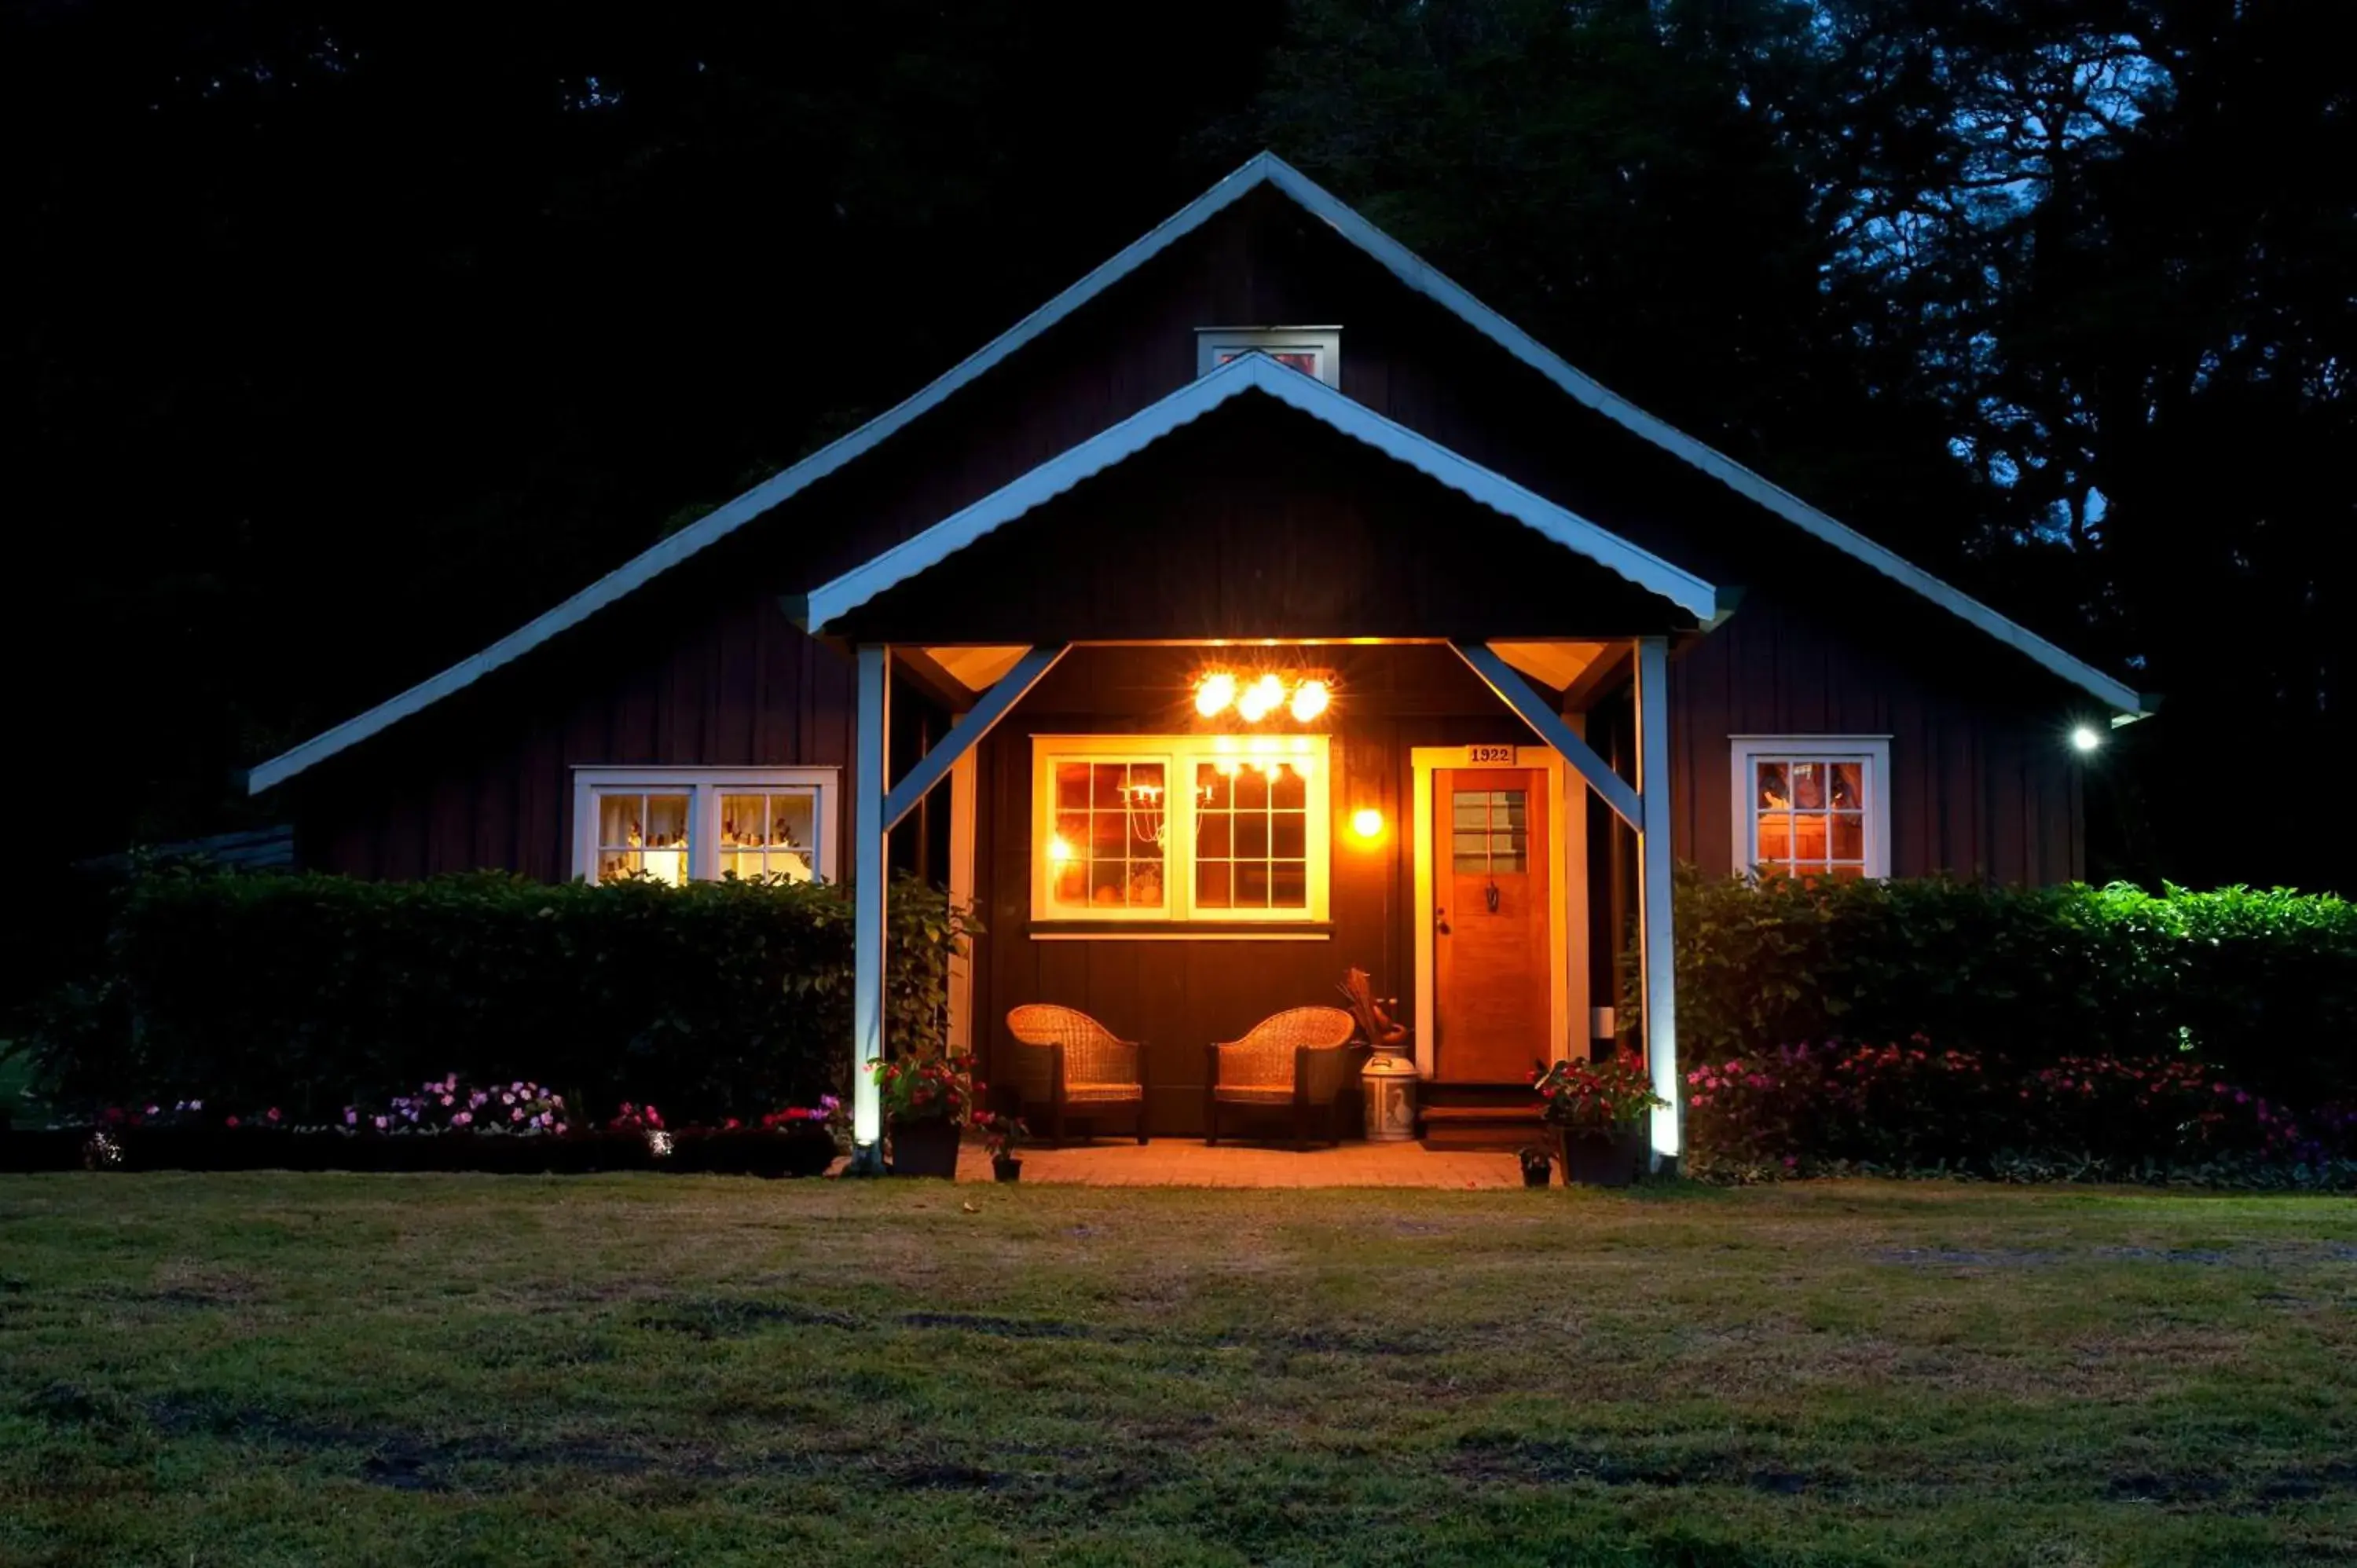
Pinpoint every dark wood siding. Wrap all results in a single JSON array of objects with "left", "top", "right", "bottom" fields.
[
  {"left": 830, "top": 402, "right": 1690, "bottom": 645},
  {"left": 968, "top": 646, "right": 1534, "bottom": 1137},
  {"left": 293, "top": 580, "right": 859, "bottom": 879},
  {"left": 288, "top": 185, "right": 2094, "bottom": 896},
  {"left": 1668, "top": 594, "right": 2085, "bottom": 885}
]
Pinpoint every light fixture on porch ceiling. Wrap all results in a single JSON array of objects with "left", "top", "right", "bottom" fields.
[{"left": 1193, "top": 669, "right": 1335, "bottom": 725}]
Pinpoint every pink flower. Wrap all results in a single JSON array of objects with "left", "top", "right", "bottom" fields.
[
  {"left": 225, "top": 1116, "right": 240, "bottom": 1128},
  {"left": 374, "top": 1115, "right": 389, "bottom": 1130},
  {"left": 444, "top": 1073, "right": 459, "bottom": 1091},
  {"left": 344, "top": 1108, "right": 359, "bottom": 1126},
  {"left": 440, "top": 1094, "right": 454, "bottom": 1107},
  {"left": 266, "top": 1107, "right": 281, "bottom": 1123},
  {"left": 511, "top": 1106, "right": 524, "bottom": 1122},
  {"left": 551, "top": 1094, "right": 565, "bottom": 1108},
  {"left": 453, "top": 1111, "right": 472, "bottom": 1127}
]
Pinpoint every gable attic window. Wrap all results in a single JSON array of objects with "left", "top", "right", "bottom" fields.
[
  {"left": 1196, "top": 327, "right": 1342, "bottom": 387},
  {"left": 1728, "top": 737, "right": 1890, "bottom": 881},
  {"left": 572, "top": 767, "right": 838, "bottom": 885}
]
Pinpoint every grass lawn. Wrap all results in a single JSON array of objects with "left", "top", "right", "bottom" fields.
[{"left": 2, "top": 1176, "right": 2352, "bottom": 1566}]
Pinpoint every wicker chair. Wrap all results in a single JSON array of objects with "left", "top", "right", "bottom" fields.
[
  {"left": 1003, "top": 1005, "right": 1149, "bottom": 1145},
  {"left": 1204, "top": 1006, "right": 1358, "bottom": 1149}
]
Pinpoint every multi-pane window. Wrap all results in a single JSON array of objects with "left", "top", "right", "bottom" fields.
[
  {"left": 1032, "top": 736, "right": 1330, "bottom": 925},
  {"left": 719, "top": 791, "right": 819, "bottom": 882},
  {"left": 1194, "top": 758, "right": 1310, "bottom": 910},
  {"left": 1728, "top": 738, "right": 1889, "bottom": 881},
  {"left": 1451, "top": 788, "right": 1530, "bottom": 874},
  {"left": 573, "top": 768, "right": 837, "bottom": 885},
  {"left": 1046, "top": 760, "right": 1169, "bottom": 914},
  {"left": 595, "top": 791, "right": 693, "bottom": 885}
]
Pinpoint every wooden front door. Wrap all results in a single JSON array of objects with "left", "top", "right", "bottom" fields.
[{"left": 1432, "top": 768, "right": 1552, "bottom": 1082}]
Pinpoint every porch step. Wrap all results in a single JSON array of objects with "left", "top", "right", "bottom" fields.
[{"left": 1418, "top": 1101, "right": 1545, "bottom": 1152}]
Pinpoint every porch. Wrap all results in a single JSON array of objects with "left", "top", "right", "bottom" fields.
[
  {"left": 951, "top": 1138, "right": 1528, "bottom": 1188},
  {"left": 793, "top": 360, "right": 1713, "bottom": 1172}
]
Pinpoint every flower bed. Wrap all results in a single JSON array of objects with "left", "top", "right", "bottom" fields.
[
  {"left": 1684, "top": 1036, "right": 2357, "bottom": 1187},
  {"left": 0, "top": 1123, "right": 838, "bottom": 1177}
]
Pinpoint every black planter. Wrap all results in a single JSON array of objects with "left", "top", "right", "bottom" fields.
[
  {"left": 890, "top": 1117, "right": 962, "bottom": 1178},
  {"left": 992, "top": 1156, "right": 1022, "bottom": 1183},
  {"left": 1559, "top": 1124, "right": 1647, "bottom": 1188},
  {"left": 1517, "top": 1148, "right": 1552, "bottom": 1187}
]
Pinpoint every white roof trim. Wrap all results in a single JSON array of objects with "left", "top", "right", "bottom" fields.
[
  {"left": 802, "top": 352, "right": 1717, "bottom": 629},
  {"left": 253, "top": 151, "right": 2138, "bottom": 794}
]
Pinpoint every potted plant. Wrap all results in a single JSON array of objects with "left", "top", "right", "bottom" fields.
[
  {"left": 1516, "top": 1143, "right": 1552, "bottom": 1187},
  {"left": 977, "top": 1111, "right": 1028, "bottom": 1181},
  {"left": 870, "top": 1050, "right": 981, "bottom": 1178},
  {"left": 1531, "top": 1054, "right": 1667, "bottom": 1188}
]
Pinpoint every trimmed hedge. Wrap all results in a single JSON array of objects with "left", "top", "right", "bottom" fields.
[
  {"left": 1667, "top": 870, "right": 2357, "bottom": 1107},
  {"left": 16, "top": 869, "right": 970, "bottom": 1126}
]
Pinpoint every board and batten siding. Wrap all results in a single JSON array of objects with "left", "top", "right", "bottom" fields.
[
  {"left": 1667, "top": 595, "right": 2085, "bottom": 885},
  {"left": 295, "top": 585, "right": 856, "bottom": 881}
]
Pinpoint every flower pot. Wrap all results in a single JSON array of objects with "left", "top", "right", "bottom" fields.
[
  {"left": 1559, "top": 1124, "right": 1646, "bottom": 1189},
  {"left": 889, "top": 1117, "right": 962, "bottom": 1178},
  {"left": 992, "top": 1155, "right": 1022, "bottom": 1183}
]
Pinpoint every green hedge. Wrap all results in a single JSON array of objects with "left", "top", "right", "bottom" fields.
[
  {"left": 18, "top": 870, "right": 971, "bottom": 1124},
  {"left": 1667, "top": 870, "right": 2357, "bottom": 1107}
]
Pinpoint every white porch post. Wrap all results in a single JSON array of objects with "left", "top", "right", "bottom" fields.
[
  {"left": 1634, "top": 636, "right": 1680, "bottom": 1165},
  {"left": 849, "top": 643, "right": 891, "bottom": 1174}
]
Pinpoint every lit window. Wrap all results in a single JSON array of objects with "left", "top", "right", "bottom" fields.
[
  {"left": 1195, "top": 327, "right": 1342, "bottom": 387},
  {"left": 1728, "top": 737, "right": 1890, "bottom": 881},
  {"left": 573, "top": 768, "right": 837, "bottom": 885},
  {"left": 1032, "top": 735, "right": 1331, "bottom": 925}
]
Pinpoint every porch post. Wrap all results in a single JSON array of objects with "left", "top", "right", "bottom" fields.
[
  {"left": 1633, "top": 636, "right": 1680, "bottom": 1166},
  {"left": 849, "top": 643, "right": 890, "bottom": 1174}
]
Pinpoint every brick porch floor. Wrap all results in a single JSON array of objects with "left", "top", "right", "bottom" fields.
[{"left": 951, "top": 1138, "right": 1525, "bottom": 1188}]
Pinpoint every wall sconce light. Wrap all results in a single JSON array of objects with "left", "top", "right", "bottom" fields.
[
  {"left": 2069, "top": 724, "right": 2103, "bottom": 753},
  {"left": 1351, "top": 807, "right": 1385, "bottom": 841},
  {"left": 1290, "top": 680, "right": 1331, "bottom": 722}
]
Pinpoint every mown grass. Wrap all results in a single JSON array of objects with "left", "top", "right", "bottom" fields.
[{"left": 1, "top": 1175, "right": 2352, "bottom": 1566}]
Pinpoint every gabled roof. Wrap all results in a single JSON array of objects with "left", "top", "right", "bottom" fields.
[
  {"left": 800, "top": 351, "right": 1717, "bottom": 631},
  {"left": 251, "top": 152, "right": 2142, "bottom": 794}
]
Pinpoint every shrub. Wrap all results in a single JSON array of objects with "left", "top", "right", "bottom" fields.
[
  {"left": 1665, "top": 870, "right": 2357, "bottom": 1107},
  {"left": 20, "top": 868, "right": 972, "bottom": 1126},
  {"left": 1684, "top": 1039, "right": 2337, "bottom": 1183}
]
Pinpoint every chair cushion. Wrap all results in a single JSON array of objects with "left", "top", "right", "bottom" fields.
[
  {"left": 1211, "top": 1084, "right": 1295, "bottom": 1105},
  {"left": 1062, "top": 1082, "right": 1142, "bottom": 1105}
]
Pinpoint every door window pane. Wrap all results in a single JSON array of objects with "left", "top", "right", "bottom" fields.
[{"left": 1450, "top": 789, "right": 1529, "bottom": 874}]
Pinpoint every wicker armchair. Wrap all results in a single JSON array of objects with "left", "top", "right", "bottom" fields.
[
  {"left": 1003, "top": 1005, "right": 1149, "bottom": 1144},
  {"left": 1204, "top": 1006, "right": 1358, "bottom": 1149}
]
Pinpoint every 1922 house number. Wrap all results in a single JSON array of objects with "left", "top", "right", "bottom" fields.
[{"left": 1466, "top": 746, "right": 1516, "bottom": 764}]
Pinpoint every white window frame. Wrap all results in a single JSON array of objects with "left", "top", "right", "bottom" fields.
[
  {"left": 1728, "top": 736, "right": 1891, "bottom": 880},
  {"left": 571, "top": 766, "right": 840, "bottom": 884},
  {"left": 1195, "top": 326, "right": 1343, "bottom": 387},
  {"left": 1030, "top": 733, "right": 1332, "bottom": 929}
]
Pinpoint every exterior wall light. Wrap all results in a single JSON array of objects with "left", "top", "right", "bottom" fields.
[
  {"left": 2069, "top": 724, "right": 2103, "bottom": 753},
  {"left": 1351, "top": 807, "right": 1385, "bottom": 841},
  {"left": 1192, "top": 669, "right": 1337, "bottom": 724}
]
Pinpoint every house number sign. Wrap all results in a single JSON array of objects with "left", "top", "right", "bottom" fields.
[{"left": 1465, "top": 746, "right": 1516, "bottom": 765}]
